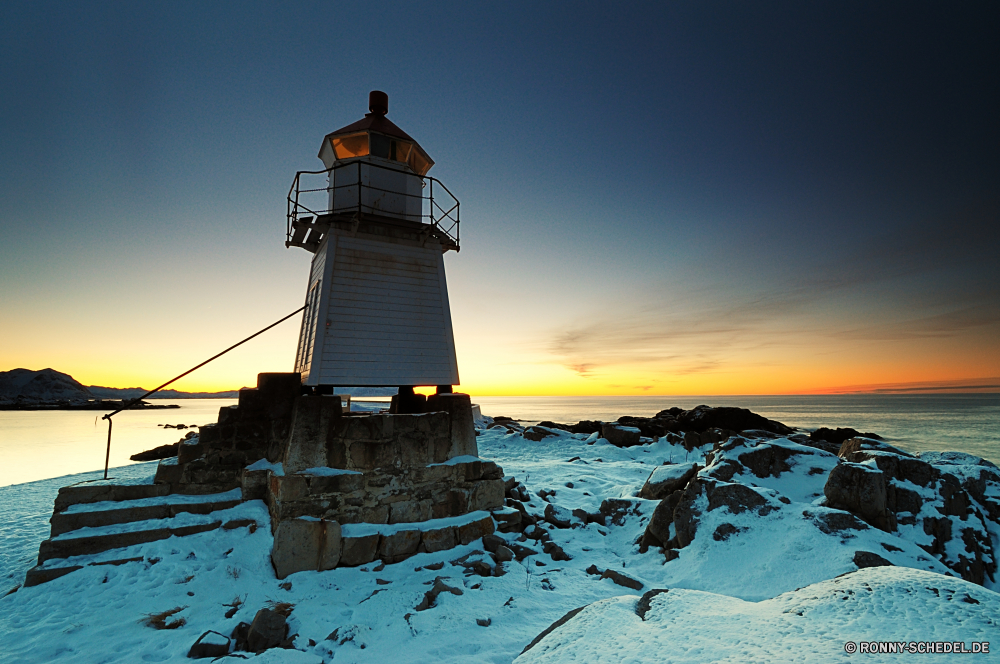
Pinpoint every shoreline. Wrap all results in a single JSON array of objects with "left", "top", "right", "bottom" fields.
[{"left": 0, "top": 401, "right": 181, "bottom": 411}]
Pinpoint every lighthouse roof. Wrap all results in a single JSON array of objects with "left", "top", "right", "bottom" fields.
[
  {"left": 325, "top": 113, "right": 416, "bottom": 142},
  {"left": 318, "top": 91, "right": 434, "bottom": 176}
]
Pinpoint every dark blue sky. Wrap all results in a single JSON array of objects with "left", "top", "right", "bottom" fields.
[{"left": 1, "top": 1, "right": 997, "bottom": 393}]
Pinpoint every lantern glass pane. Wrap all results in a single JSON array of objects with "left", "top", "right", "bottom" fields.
[
  {"left": 393, "top": 140, "right": 412, "bottom": 165},
  {"left": 332, "top": 133, "right": 369, "bottom": 159},
  {"left": 409, "top": 150, "right": 431, "bottom": 176},
  {"left": 369, "top": 133, "right": 391, "bottom": 159}
]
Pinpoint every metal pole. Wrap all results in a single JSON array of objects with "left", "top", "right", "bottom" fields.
[{"left": 104, "top": 417, "right": 112, "bottom": 480}]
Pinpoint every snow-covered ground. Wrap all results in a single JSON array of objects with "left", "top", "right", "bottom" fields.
[
  {"left": 1, "top": 423, "right": 998, "bottom": 662},
  {"left": 516, "top": 567, "right": 998, "bottom": 662}
]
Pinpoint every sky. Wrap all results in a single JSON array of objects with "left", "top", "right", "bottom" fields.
[{"left": 1, "top": 1, "right": 998, "bottom": 396}]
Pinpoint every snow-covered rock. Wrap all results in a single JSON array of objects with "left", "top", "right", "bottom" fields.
[
  {"left": 641, "top": 433, "right": 999, "bottom": 589},
  {"left": 515, "top": 567, "right": 998, "bottom": 663},
  {"left": 638, "top": 462, "right": 699, "bottom": 500}
]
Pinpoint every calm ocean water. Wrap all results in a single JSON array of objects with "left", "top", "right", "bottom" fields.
[
  {"left": 0, "top": 399, "right": 238, "bottom": 487},
  {"left": 0, "top": 394, "right": 997, "bottom": 487}
]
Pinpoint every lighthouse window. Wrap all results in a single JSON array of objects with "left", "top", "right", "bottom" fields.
[
  {"left": 369, "top": 133, "right": 391, "bottom": 159},
  {"left": 331, "top": 133, "right": 369, "bottom": 159},
  {"left": 392, "top": 140, "right": 412, "bottom": 165}
]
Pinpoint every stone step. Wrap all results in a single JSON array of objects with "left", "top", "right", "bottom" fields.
[
  {"left": 54, "top": 480, "right": 242, "bottom": 513},
  {"left": 26, "top": 517, "right": 257, "bottom": 587},
  {"left": 50, "top": 490, "right": 242, "bottom": 536},
  {"left": 24, "top": 556, "right": 144, "bottom": 587},
  {"left": 38, "top": 512, "right": 256, "bottom": 565},
  {"left": 54, "top": 483, "right": 171, "bottom": 512}
]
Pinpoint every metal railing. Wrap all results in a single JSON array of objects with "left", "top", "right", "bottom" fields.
[{"left": 287, "top": 160, "right": 460, "bottom": 249}]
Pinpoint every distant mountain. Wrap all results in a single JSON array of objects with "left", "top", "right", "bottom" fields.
[
  {"left": 2, "top": 368, "right": 397, "bottom": 403},
  {"left": 0, "top": 368, "right": 239, "bottom": 404},
  {"left": 0, "top": 368, "right": 93, "bottom": 402},
  {"left": 87, "top": 386, "right": 239, "bottom": 399}
]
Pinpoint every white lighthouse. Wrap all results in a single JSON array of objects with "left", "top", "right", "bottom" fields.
[{"left": 286, "top": 91, "right": 461, "bottom": 405}]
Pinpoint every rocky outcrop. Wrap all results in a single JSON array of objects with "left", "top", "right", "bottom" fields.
[
  {"left": 415, "top": 577, "right": 463, "bottom": 611},
  {"left": 130, "top": 432, "right": 197, "bottom": 461},
  {"left": 246, "top": 608, "right": 289, "bottom": 652},
  {"left": 601, "top": 423, "right": 641, "bottom": 448},
  {"left": 831, "top": 438, "right": 1000, "bottom": 586},
  {"left": 493, "top": 406, "right": 793, "bottom": 448},
  {"left": 524, "top": 426, "right": 559, "bottom": 441},
  {"left": 188, "top": 631, "right": 231, "bottom": 658},
  {"left": 811, "top": 427, "right": 881, "bottom": 446},
  {"left": 642, "top": 472, "right": 784, "bottom": 552},
  {"left": 638, "top": 430, "right": 999, "bottom": 588},
  {"left": 600, "top": 568, "right": 644, "bottom": 590},
  {"left": 654, "top": 405, "right": 793, "bottom": 436},
  {"left": 612, "top": 407, "right": 791, "bottom": 438},
  {"left": 823, "top": 462, "right": 896, "bottom": 532},
  {"left": 639, "top": 462, "right": 700, "bottom": 500},
  {"left": 853, "top": 551, "right": 893, "bottom": 568}
]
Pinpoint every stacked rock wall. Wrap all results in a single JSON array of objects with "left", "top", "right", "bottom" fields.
[
  {"left": 154, "top": 373, "right": 504, "bottom": 578},
  {"left": 266, "top": 457, "right": 504, "bottom": 525},
  {"left": 154, "top": 373, "right": 300, "bottom": 494}
]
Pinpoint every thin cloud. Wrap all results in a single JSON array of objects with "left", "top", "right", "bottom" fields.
[
  {"left": 546, "top": 201, "right": 1000, "bottom": 378},
  {"left": 810, "top": 377, "right": 1000, "bottom": 394},
  {"left": 833, "top": 303, "right": 1000, "bottom": 341}
]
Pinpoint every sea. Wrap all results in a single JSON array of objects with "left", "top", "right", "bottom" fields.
[{"left": 0, "top": 394, "right": 998, "bottom": 488}]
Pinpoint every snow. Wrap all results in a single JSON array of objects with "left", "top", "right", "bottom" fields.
[
  {"left": 1, "top": 426, "right": 999, "bottom": 662},
  {"left": 247, "top": 459, "right": 284, "bottom": 475},
  {"left": 515, "top": 567, "right": 999, "bottom": 663},
  {"left": 300, "top": 467, "right": 362, "bottom": 477},
  {"left": 48, "top": 502, "right": 261, "bottom": 545},
  {"left": 706, "top": 438, "right": 841, "bottom": 504},
  {"left": 340, "top": 511, "right": 491, "bottom": 538},
  {"left": 643, "top": 461, "right": 697, "bottom": 488},
  {"left": 0, "top": 462, "right": 158, "bottom": 588},
  {"left": 70, "top": 467, "right": 157, "bottom": 487},
  {"left": 62, "top": 488, "right": 242, "bottom": 515},
  {"left": 428, "top": 455, "right": 482, "bottom": 466},
  {"left": 245, "top": 651, "right": 324, "bottom": 663},
  {"left": 199, "top": 630, "right": 230, "bottom": 646}
]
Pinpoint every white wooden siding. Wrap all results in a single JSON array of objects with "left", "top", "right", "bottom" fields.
[
  {"left": 297, "top": 230, "right": 459, "bottom": 386},
  {"left": 294, "top": 240, "right": 328, "bottom": 377}
]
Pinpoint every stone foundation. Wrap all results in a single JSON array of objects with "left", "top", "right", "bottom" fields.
[
  {"left": 264, "top": 458, "right": 504, "bottom": 525},
  {"left": 153, "top": 372, "right": 503, "bottom": 578},
  {"left": 269, "top": 511, "right": 496, "bottom": 578}
]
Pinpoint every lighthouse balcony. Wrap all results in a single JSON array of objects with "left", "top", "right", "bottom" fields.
[{"left": 286, "top": 160, "right": 460, "bottom": 254}]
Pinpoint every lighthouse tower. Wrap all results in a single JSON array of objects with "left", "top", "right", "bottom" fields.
[{"left": 286, "top": 91, "right": 461, "bottom": 403}]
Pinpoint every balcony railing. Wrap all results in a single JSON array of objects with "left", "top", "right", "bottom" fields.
[{"left": 286, "top": 160, "right": 460, "bottom": 252}]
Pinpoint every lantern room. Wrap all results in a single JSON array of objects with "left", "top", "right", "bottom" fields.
[{"left": 317, "top": 91, "right": 434, "bottom": 176}]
